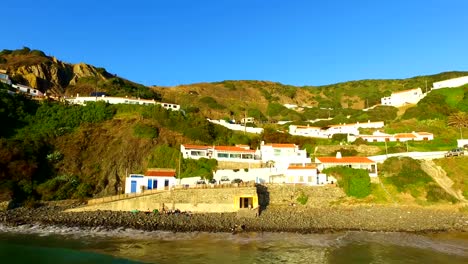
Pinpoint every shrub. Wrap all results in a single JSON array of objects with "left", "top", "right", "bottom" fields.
[
  {"left": 199, "top": 96, "right": 225, "bottom": 109},
  {"left": 296, "top": 192, "right": 309, "bottom": 205},
  {"left": 426, "top": 183, "right": 457, "bottom": 203}
]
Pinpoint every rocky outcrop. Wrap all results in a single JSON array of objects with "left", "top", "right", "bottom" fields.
[{"left": 5, "top": 57, "right": 108, "bottom": 95}]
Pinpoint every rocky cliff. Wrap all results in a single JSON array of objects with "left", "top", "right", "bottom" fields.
[{"left": 0, "top": 48, "right": 111, "bottom": 95}]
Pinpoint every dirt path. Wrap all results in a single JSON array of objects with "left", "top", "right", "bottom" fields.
[{"left": 420, "top": 159, "right": 468, "bottom": 203}]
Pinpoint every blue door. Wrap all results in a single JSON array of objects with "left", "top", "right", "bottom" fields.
[
  {"left": 131, "top": 180, "right": 137, "bottom": 193},
  {"left": 153, "top": 180, "right": 158, "bottom": 190},
  {"left": 148, "top": 179, "right": 153, "bottom": 190}
]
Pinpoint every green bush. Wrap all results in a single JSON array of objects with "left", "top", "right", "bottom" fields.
[
  {"left": 323, "top": 167, "right": 371, "bottom": 198},
  {"left": 296, "top": 191, "right": 309, "bottom": 205},
  {"left": 426, "top": 183, "right": 457, "bottom": 203},
  {"left": 199, "top": 96, "right": 226, "bottom": 109},
  {"left": 133, "top": 123, "right": 158, "bottom": 139}
]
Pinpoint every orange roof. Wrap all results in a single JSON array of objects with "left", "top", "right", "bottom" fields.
[
  {"left": 394, "top": 133, "right": 416, "bottom": 138},
  {"left": 214, "top": 146, "right": 255, "bottom": 153},
  {"left": 265, "top": 143, "right": 296, "bottom": 148},
  {"left": 145, "top": 170, "right": 176, "bottom": 177},
  {"left": 416, "top": 132, "right": 433, "bottom": 135},
  {"left": 287, "top": 165, "right": 317, "bottom": 170},
  {"left": 182, "top": 144, "right": 211, "bottom": 150},
  {"left": 316, "top": 157, "right": 375, "bottom": 164}
]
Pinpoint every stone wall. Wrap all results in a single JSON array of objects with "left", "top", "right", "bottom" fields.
[{"left": 260, "top": 184, "right": 345, "bottom": 207}]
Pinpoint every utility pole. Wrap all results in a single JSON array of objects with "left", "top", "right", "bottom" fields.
[
  {"left": 178, "top": 151, "right": 182, "bottom": 185},
  {"left": 244, "top": 109, "right": 247, "bottom": 134},
  {"left": 425, "top": 79, "right": 428, "bottom": 93}
]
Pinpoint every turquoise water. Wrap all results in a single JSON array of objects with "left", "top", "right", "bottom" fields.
[{"left": 0, "top": 225, "right": 467, "bottom": 264}]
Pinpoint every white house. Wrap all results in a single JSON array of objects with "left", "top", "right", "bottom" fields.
[
  {"left": 315, "top": 153, "right": 378, "bottom": 177},
  {"left": 66, "top": 95, "right": 180, "bottom": 111},
  {"left": 260, "top": 142, "right": 310, "bottom": 169},
  {"left": 125, "top": 168, "right": 176, "bottom": 194},
  {"left": 350, "top": 131, "right": 434, "bottom": 142},
  {"left": 380, "top": 88, "right": 425, "bottom": 107},
  {"left": 180, "top": 144, "right": 261, "bottom": 163},
  {"left": 433, "top": 76, "right": 468, "bottom": 90},
  {"left": 289, "top": 121, "right": 385, "bottom": 139},
  {"left": 240, "top": 117, "right": 255, "bottom": 124},
  {"left": 289, "top": 125, "right": 327, "bottom": 138},
  {"left": 12, "top": 84, "right": 44, "bottom": 97}
]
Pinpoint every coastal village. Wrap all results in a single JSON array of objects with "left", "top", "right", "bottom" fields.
[
  {"left": 0, "top": 57, "right": 467, "bottom": 242},
  {"left": 1, "top": 68, "right": 468, "bottom": 216}
]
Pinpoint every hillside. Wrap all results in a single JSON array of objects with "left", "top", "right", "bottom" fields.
[{"left": 1, "top": 47, "right": 467, "bottom": 205}]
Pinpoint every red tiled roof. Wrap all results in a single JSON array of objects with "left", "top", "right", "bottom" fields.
[
  {"left": 145, "top": 170, "right": 176, "bottom": 177},
  {"left": 182, "top": 144, "right": 211, "bottom": 150},
  {"left": 316, "top": 157, "right": 375, "bottom": 164},
  {"left": 214, "top": 146, "right": 255, "bottom": 153},
  {"left": 394, "top": 133, "right": 416, "bottom": 138}
]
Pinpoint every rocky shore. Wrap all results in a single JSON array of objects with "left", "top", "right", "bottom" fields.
[{"left": 1, "top": 202, "right": 467, "bottom": 234}]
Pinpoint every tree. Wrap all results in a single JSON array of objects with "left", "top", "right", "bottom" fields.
[{"left": 448, "top": 112, "right": 468, "bottom": 139}]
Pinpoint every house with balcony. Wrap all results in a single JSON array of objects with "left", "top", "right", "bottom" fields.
[
  {"left": 259, "top": 142, "right": 311, "bottom": 169},
  {"left": 315, "top": 153, "right": 378, "bottom": 177},
  {"left": 11, "top": 84, "right": 44, "bottom": 97},
  {"left": 289, "top": 121, "right": 384, "bottom": 139},
  {"left": 180, "top": 144, "right": 261, "bottom": 163}
]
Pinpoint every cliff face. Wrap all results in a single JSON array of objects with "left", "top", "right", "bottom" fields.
[{"left": 0, "top": 51, "right": 109, "bottom": 95}]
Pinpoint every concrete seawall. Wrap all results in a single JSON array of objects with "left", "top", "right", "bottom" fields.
[
  {"left": 68, "top": 184, "right": 344, "bottom": 213},
  {"left": 68, "top": 187, "right": 258, "bottom": 213}
]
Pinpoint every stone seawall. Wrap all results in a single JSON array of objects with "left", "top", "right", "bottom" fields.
[{"left": 68, "top": 187, "right": 258, "bottom": 213}]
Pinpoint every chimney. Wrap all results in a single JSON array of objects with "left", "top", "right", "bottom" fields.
[{"left": 336, "top": 151, "right": 342, "bottom": 159}]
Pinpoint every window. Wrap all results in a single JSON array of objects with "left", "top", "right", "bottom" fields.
[
  {"left": 299, "top": 176, "right": 304, "bottom": 182},
  {"left": 191, "top": 150, "right": 205, "bottom": 156},
  {"left": 274, "top": 149, "right": 281, "bottom": 156},
  {"left": 308, "top": 176, "right": 313, "bottom": 183},
  {"left": 241, "top": 154, "right": 253, "bottom": 159},
  {"left": 230, "top": 153, "right": 241, "bottom": 159},
  {"left": 217, "top": 153, "right": 229, "bottom": 158}
]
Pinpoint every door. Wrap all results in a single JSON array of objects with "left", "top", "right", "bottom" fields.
[
  {"left": 147, "top": 179, "right": 153, "bottom": 190},
  {"left": 130, "top": 180, "right": 137, "bottom": 193},
  {"left": 153, "top": 180, "right": 158, "bottom": 190}
]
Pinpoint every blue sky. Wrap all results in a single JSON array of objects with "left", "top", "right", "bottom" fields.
[{"left": 3, "top": 0, "right": 468, "bottom": 86}]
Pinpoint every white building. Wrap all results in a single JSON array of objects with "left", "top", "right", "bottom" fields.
[
  {"left": 207, "top": 119, "right": 264, "bottom": 134},
  {"left": 349, "top": 130, "right": 434, "bottom": 143},
  {"left": 315, "top": 153, "right": 378, "bottom": 177},
  {"left": 240, "top": 117, "right": 255, "bottom": 124},
  {"left": 289, "top": 121, "right": 385, "bottom": 139},
  {"left": 0, "top": 72, "right": 12, "bottom": 85},
  {"left": 380, "top": 88, "right": 425, "bottom": 107},
  {"left": 125, "top": 169, "right": 176, "bottom": 194},
  {"left": 433, "top": 76, "right": 468, "bottom": 90},
  {"left": 213, "top": 164, "right": 333, "bottom": 186},
  {"left": 66, "top": 95, "right": 180, "bottom": 111},
  {"left": 12, "top": 84, "right": 44, "bottom": 97}
]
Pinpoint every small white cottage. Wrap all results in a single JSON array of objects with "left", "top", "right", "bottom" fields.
[{"left": 125, "top": 168, "right": 176, "bottom": 194}]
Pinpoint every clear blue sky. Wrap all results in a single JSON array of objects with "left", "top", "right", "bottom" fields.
[{"left": 4, "top": 0, "right": 468, "bottom": 87}]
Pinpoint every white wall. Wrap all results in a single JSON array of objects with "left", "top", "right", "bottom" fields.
[
  {"left": 433, "top": 76, "right": 468, "bottom": 89},
  {"left": 208, "top": 119, "right": 263, "bottom": 134},
  {"left": 125, "top": 175, "right": 176, "bottom": 193}
]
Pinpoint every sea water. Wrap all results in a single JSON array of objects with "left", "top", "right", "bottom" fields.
[{"left": 0, "top": 224, "right": 466, "bottom": 264}]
